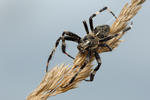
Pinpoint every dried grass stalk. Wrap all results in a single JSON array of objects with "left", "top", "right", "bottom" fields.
[
  {"left": 110, "top": 0, "right": 145, "bottom": 34},
  {"left": 27, "top": 0, "right": 145, "bottom": 100}
]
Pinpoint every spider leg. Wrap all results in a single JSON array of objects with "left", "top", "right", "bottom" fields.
[
  {"left": 62, "top": 51, "right": 91, "bottom": 88},
  {"left": 89, "top": 6, "right": 117, "bottom": 31},
  {"left": 123, "top": 22, "right": 133, "bottom": 33},
  {"left": 46, "top": 37, "right": 61, "bottom": 72},
  {"left": 62, "top": 31, "right": 81, "bottom": 40},
  {"left": 99, "top": 33, "right": 119, "bottom": 42},
  {"left": 99, "top": 43, "right": 112, "bottom": 51},
  {"left": 62, "top": 31, "right": 81, "bottom": 59},
  {"left": 46, "top": 31, "right": 81, "bottom": 72},
  {"left": 83, "top": 20, "right": 89, "bottom": 34},
  {"left": 85, "top": 51, "right": 101, "bottom": 81},
  {"left": 64, "top": 36, "right": 81, "bottom": 43},
  {"left": 98, "top": 34, "right": 119, "bottom": 52}
]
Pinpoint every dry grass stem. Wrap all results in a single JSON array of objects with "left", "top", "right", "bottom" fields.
[{"left": 27, "top": 0, "right": 145, "bottom": 100}]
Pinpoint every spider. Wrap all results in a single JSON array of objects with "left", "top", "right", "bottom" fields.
[{"left": 46, "top": 7, "right": 132, "bottom": 87}]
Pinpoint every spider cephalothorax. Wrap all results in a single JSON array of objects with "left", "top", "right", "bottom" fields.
[
  {"left": 46, "top": 6, "right": 132, "bottom": 88},
  {"left": 77, "top": 25, "right": 110, "bottom": 53},
  {"left": 77, "top": 34, "right": 99, "bottom": 53}
]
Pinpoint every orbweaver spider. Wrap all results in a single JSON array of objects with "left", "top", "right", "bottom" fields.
[{"left": 46, "top": 6, "right": 132, "bottom": 87}]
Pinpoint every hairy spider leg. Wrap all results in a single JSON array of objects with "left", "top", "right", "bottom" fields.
[
  {"left": 99, "top": 33, "right": 119, "bottom": 42},
  {"left": 61, "top": 36, "right": 81, "bottom": 59},
  {"left": 83, "top": 20, "right": 89, "bottom": 34},
  {"left": 46, "top": 37, "right": 61, "bottom": 72},
  {"left": 89, "top": 6, "right": 117, "bottom": 31},
  {"left": 85, "top": 34, "right": 119, "bottom": 81},
  {"left": 64, "top": 36, "right": 81, "bottom": 43},
  {"left": 62, "top": 31, "right": 81, "bottom": 59},
  {"left": 46, "top": 31, "right": 81, "bottom": 72},
  {"left": 62, "top": 51, "right": 91, "bottom": 88},
  {"left": 98, "top": 33, "right": 119, "bottom": 51},
  {"left": 85, "top": 51, "right": 101, "bottom": 81},
  {"left": 122, "top": 22, "right": 133, "bottom": 33},
  {"left": 99, "top": 43, "right": 113, "bottom": 51}
]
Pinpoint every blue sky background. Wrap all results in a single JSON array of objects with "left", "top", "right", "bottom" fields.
[{"left": 0, "top": 0, "right": 150, "bottom": 100}]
